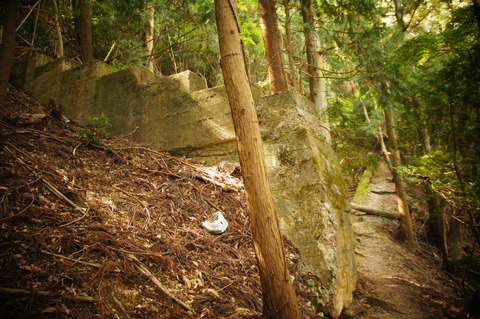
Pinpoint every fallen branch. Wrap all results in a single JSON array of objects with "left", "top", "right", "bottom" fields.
[
  {"left": 110, "top": 289, "right": 131, "bottom": 319},
  {"left": 113, "top": 186, "right": 151, "bottom": 228},
  {"left": 0, "top": 287, "right": 97, "bottom": 303},
  {"left": 350, "top": 202, "right": 398, "bottom": 220},
  {"left": 41, "top": 250, "right": 101, "bottom": 268},
  {"left": 129, "top": 254, "right": 194, "bottom": 313}
]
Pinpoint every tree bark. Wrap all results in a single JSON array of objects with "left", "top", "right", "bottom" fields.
[
  {"left": 300, "top": 0, "right": 331, "bottom": 142},
  {"left": 77, "top": 0, "right": 94, "bottom": 63},
  {"left": 473, "top": 0, "right": 480, "bottom": 34},
  {"left": 426, "top": 188, "right": 449, "bottom": 265},
  {"left": 393, "top": 0, "right": 406, "bottom": 32},
  {"left": 0, "top": 0, "right": 18, "bottom": 138},
  {"left": 52, "top": 0, "right": 64, "bottom": 58},
  {"left": 447, "top": 217, "right": 463, "bottom": 263},
  {"left": 214, "top": 1, "right": 301, "bottom": 318},
  {"left": 282, "top": 0, "right": 297, "bottom": 91},
  {"left": 258, "top": 0, "right": 289, "bottom": 94},
  {"left": 144, "top": 2, "right": 155, "bottom": 72},
  {"left": 384, "top": 108, "right": 416, "bottom": 251}
]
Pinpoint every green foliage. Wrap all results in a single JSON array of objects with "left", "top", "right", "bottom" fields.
[
  {"left": 305, "top": 279, "right": 323, "bottom": 310},
  {"left": 77, "top": 115, "right": 111, "bottom": 145}
]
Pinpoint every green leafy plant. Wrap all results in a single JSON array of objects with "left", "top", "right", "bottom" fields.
[
  {"left": 78, "top": 115, "right": 111, "bottom": 145},
  {"left": 305, "top": 279, "right": 323, "bottom": 311}
]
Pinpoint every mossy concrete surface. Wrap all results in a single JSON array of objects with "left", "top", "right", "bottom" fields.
[
  {"left": 258, "top": 92, "right": 356, "bottom": 317},
  {"left": 12, "top": 55, "right": 356, "bottom": 318}
]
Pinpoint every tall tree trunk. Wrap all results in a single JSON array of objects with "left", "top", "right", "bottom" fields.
[
  {"left": 214, "top": 1, "right": 301, "bottom": 318},
  {"left": 77, "top": 0, "right": 93, "bottom": 63},
  {"left": 426, "top": 187, "right": 449, "bottom": 265},
  {"left": 52, "top": 0, "right": 64, "bottom": 57},
  {"left": 258, "top": 0, "right": 289, "bottom": 94},
  {"left": 473, "top": 0, "right": 480, "bottom": 34},
  {"left": 447, "top": 217, "right": 463, "bottom": 263},
  {"left": 300, "top": 0, "right": 331, "bottom": 142},
  {"left": 145, "top": 2, "right": 155, "bottom": 72},
  {"left": 0, "top": 0, "right": 18, "bottom": 138},
  {"left": 393, "top": 0, "right": 406, "bottom": 32},
  {"left": 282, "top": 0, "right": 297, "bottom": 91},
  {"left": 363, "top": 102, "right": 391, "bottom": 171},
  {"left": 384, "top": 108, "right": 416, "bottom": 251}
]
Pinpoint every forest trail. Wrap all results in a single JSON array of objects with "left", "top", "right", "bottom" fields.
[{"left": 349, "top": 160, "right": 463, "bottom": 318}]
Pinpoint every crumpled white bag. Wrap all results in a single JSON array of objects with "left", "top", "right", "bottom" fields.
[{"left": 201, "top": 211, "right": 228, "bottom": 234}]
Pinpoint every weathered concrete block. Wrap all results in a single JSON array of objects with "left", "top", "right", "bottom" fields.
[
  {"left": 168, "top": 70, "right": 207, "bottom": 93},
  {"left": 94, "top": 66, "right": 159, "bottom": 136},
  {"left": 22, "top": 56, "right": 79, "bottom": 105},
  {"left": 60, "top": 60, "right": 116, "bottom": 124},
  {"left": 11, "top": 54, "right": 53, "bottom": 87},
  {"left": 257, "top": 92, "right": 356, "bottom": 318}
]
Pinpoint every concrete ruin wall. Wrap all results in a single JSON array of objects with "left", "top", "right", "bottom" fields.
[{"left": 12, "top": 54, "right": 356, "bottom": 317}]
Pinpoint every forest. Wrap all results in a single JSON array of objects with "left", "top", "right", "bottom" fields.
[{"left": 0, "top": 0, "right": 479, "bottom": 318}]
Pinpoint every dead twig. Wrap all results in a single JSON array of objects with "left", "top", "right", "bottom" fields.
[
  {"left": 113, "top": 186, "right": 151, "bottom": 228},
  {"left": 110, "top": 288, "right": 131, "bottom": 319},
  {"left": 0, "top": 195, "right": 34, "bottom": 222},
  {"left": 41, "top": 250, "right": 101, "bottom": 268},
  {"left": 129, "top": 254, "right": 195, "bottom": 313},
  {"left": 0, "top": 287, "right": 97, "bottom": 303}
]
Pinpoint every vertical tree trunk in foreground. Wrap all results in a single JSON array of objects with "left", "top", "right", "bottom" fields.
[
  {"left": 300, "top": 0, "right": 331, "bottom": 142},
  {"left": 384, "top": 108, "right": 416, "bottom": 251},
  {"left": 214, "top": 0, "right": 301, "bottom": 318},
  {"left": 258, "top": 0, "right": 289, "bottom": 94},
  {"left": 78, "top": 0, "right": 94, "bottom": 63},
  {"left": 0, "top": 0, "right": 19, "bottom": 138}
]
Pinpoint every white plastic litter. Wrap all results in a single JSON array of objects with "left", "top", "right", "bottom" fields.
[{"left": 201, "top": 211, "right": 229, "bottom": 234}]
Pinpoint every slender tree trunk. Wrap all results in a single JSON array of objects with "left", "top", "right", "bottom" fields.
[
  {"left": 426, "top": 187, "right": 449, "bottom": 266},
  {"left": 0, "top": 0, "right": 18, "bottom": 138},
  {"left": 363, "top": 102, "right": 392, "bottom": 171},
  {"left": 473, "top": 0, "right": 480, "bottom": 34},
  {"left": 78, "top": 0, "right": 93, "bottom": 63},
  {"left": 214, "top": 1, "right": 301, "bottom": 318},
  {"left": 384, "top": 108, "right": 416, "bottom": 251},
  {"left": 393, "top": 0, "right": 406, "bottom": 32},
  {"left": 52, "top": 0, "right": 64, "bottom": 57},
  {"left": 145, "top": 2, "right": 155, "bottom": 72},
  {"left": 282, "top": 0, "right": 297, "bottom": 91},
  {"left": 258, "top": 0, "right": 289, "bottom": 94},
  {"left": 447, "top": 216, "right": 463, "bottom": 262},
  {"left": 300, "top": 0, "right": 331, "bottom": 142}
]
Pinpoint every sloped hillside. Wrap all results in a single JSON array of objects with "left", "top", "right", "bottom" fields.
[{"left": 0, "top": 86, "right": 319, "bottom": 318}]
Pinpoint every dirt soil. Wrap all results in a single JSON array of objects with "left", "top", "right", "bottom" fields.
[{"left": 349, "top": 160, "right": 467, "bottom": 318}]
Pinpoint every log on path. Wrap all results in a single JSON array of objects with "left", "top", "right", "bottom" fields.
[{"left": 351, "top": 203, "right": 398, "bottom": 220}]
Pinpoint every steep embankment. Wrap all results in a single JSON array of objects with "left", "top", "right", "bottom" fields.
[
  {"left": 0, "top": 86, "right": 319, "bottom": 318},
  {"left": 350, "top": 160, "right": 464, "bottom": 318}
]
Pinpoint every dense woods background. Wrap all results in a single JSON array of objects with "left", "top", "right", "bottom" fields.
[{"left": 1, "top": 0, "right": 480, "bottom": 313}]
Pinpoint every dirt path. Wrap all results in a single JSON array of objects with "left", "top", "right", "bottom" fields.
[{"left": 349, "top": 160, "right": 462, "bottom": 318}]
